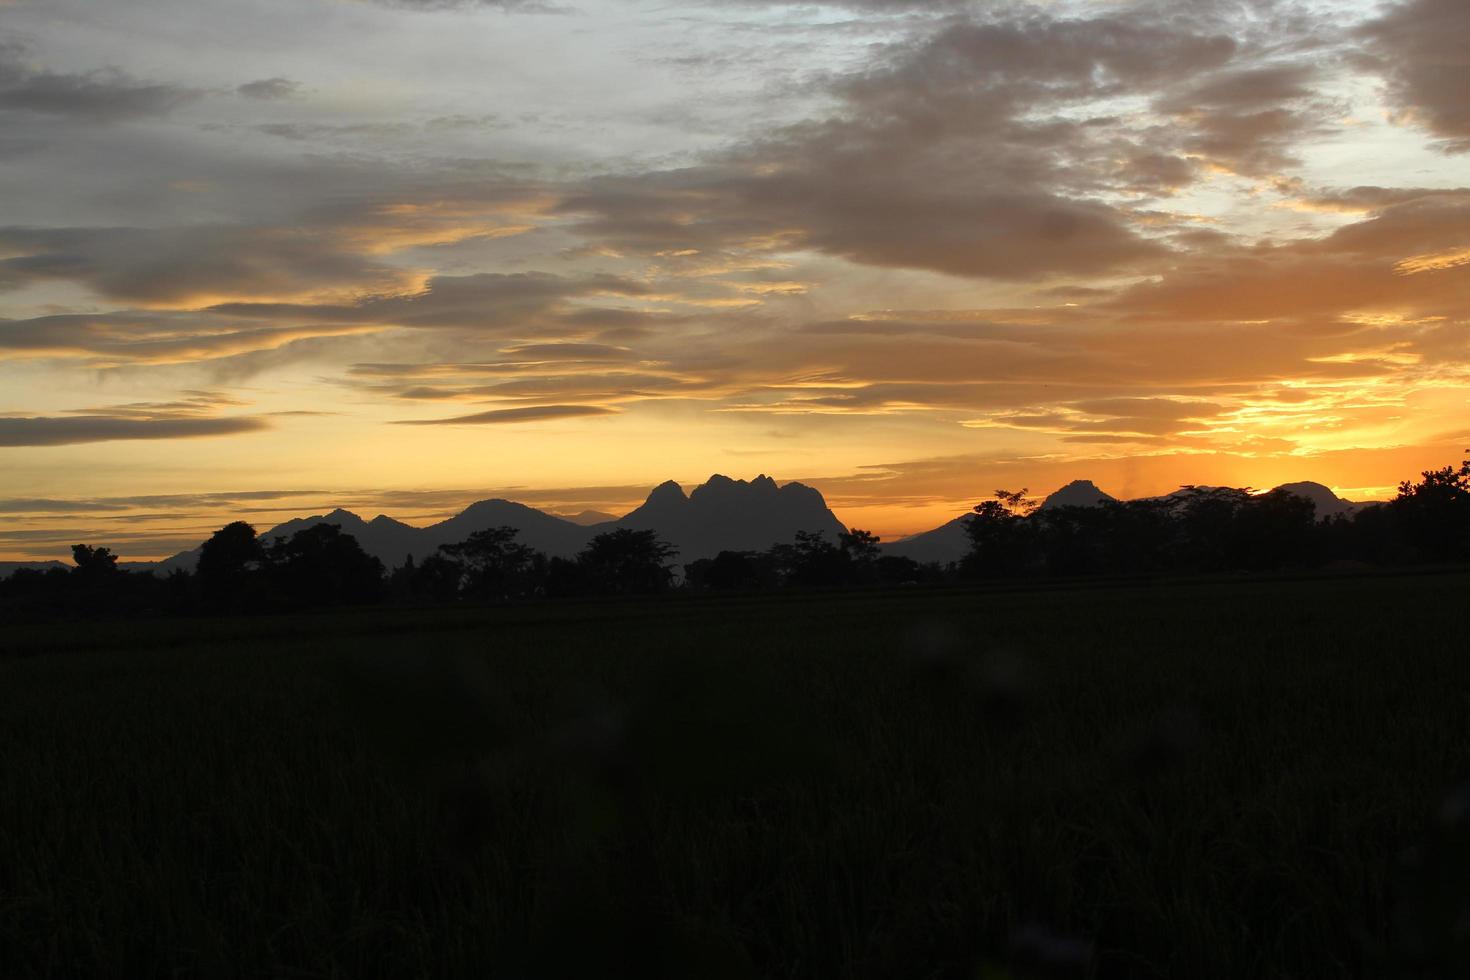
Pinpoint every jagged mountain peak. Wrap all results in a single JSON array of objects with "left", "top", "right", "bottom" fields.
[{"left": 690, "top": 473, "right": 783, "bottom": 504}]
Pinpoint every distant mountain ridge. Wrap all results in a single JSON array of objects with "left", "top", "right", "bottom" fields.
[
  {"left": 157, "top": 474, "right": 849, "bottom": 573},
  {"left": 4, "top": 476, "right": 1373, "bottom": 576},
  {"left": 882, "top": 480, "right": 1368, "bottom": 565}
]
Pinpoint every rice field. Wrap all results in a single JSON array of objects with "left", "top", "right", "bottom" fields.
[{"left": 4, "top": 571, "right": 1469, "bottom": 978}]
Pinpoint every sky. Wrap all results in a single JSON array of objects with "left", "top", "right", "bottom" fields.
[{"left": 1, "top": 0, "right": 1467, "bottom": 559}]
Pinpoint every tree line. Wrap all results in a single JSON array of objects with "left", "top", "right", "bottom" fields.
[{"left": 3, "top": 457, "right": 1468, "bottom": 620}]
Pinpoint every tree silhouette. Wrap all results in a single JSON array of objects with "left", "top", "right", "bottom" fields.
[
  {"left": 1393, "top": 457, "right": 1470, "bottom": 562},
  {"left": 439, "top": 526, "right": 544, "bottom": 601},
  {"left": 770, "top": 530, "right": 849, "bottom": 588},
  {"left": 389, "top": 554, "right": 465, "bottom": 603},
  {"left": 840, "top": 528, "right": 881, "bottom": 565},
  {"left": 266, "top": 523, "right": 384, "bottom": 607},
  {"left": 962, "top": 489, "right": 1039, "bottom": 579},
  {"left": 197, "top": 521, "right": 264, "bottom": 606},
  {"left": 1231, "top": 488, "right": 1318, "bottom": 570},
  {"left": 685, "top": 550, "right": 777, "bottom": 592},
  {"left": 1171, "top": 487, "right": 1251, "bottom": 572},
  {"left": 577, "top": 528, "right": 678, "bottom": 595},
  {"left": 70, "top": 544, "right": 119, "bottom": 578}
]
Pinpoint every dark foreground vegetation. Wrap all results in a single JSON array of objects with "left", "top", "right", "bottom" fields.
[
  {"left": 3, "top": 458, "right": 1469, "bottom": 622},
  {"left": 4, "top": 571, "right": 1470, "bottom": 978}
]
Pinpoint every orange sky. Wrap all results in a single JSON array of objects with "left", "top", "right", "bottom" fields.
[{"left": 1, "top": 0, "right": 1467, "bottom": 560}]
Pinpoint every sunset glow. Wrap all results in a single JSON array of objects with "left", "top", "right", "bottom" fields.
[{"left": 2, "top": 0, "right": 1467, "bottom": 559}]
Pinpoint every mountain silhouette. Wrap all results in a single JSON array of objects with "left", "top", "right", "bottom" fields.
[
  {"left": 881, "top": 517, "right": 971, "bottom": 564},
  {"left": 612, "top": 474, "right": 847, "bottom": 561},
  {"left": 1272, "top": 482, "right": 1365, "bottom": 520},
  {"left": 884, "top": 482, "right": 1118, "bottom": 564},
  {"left": 555, "top": 510, "right": 618, "bottom": 526},
  {"left": 424, "top": 499, "right": 590, "bottom": 559},
  {"left": 1039, "top": 480, "right": 1117, "bottom": 510},
  {"left": 85, "top": 474, "right": 1376, "bottom": 576},
  {"left": 154, "top": 474, "right": 849, "bottom": 571},
  {"left": 0, "top": 560, "right": 67, "bottom": 577},
  {"left": 883, "top": 479, "right": 1362, "bottom": 565}
]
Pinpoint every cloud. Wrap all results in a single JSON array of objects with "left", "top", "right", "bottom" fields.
[
  {"left": 0, "top": 269, "right": 659, "bottom": 369},
  {"left": 0, "top": 310, "right": 380, "bottom": 364},
  {"left": 0, "top": 225, "right": 416, "bottom": 306},
  {"left": 0, "top": 172, "right": 549, "bottom": 306},
  {"left": 713, "top": 0, "right": 968, "bottom": 7},
  {"left": 213, "top": 270, "right": 653, "bottom": 329},
  {"left": 1154, "top": 64, "right": 1329, "bottom": 176},
  {"left": 360, "top": 0, "right": 564, "bottom": 10},
  {"left": 394, "top": 404, "right": 619, "bottom": 425},
  {"left": 0, "top": 498, "right": 136, "bottom": 515},
  {"left": 236, "top": 77, "right": 300, "bottom": 100},
  {"left": 1358, "top": 0, "right": 1470, "bottom": 152},
  {"left": 0, "top": 414, "right": 268, "bottom": 447},
  {"left": 0, "top": 42, "right": 202, "bottom": 121},
  {"left": 552, "top": 8, "right": 1270, "bottom": 280}
]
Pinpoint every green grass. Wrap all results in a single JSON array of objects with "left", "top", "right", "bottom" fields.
[{"left": 4, "top": 573, "right": 1470, "bottom": 978}]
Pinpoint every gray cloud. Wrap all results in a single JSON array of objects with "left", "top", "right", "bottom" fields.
[
  {"left": 212, "top": 271, "right": 652, "bottom": 330},
  {"left": 0, "top": 414, "right": 268, "bottom": 447},
  {"left": 552, "top": 8, "right": 1268, "bottom": 280},
  {"left": 395, "top": 404, "right": 618, "bottom": 425},
  {"left": 1358, "top": 0, "right": 1470, "bottom": 152},
  {"left": 0, "top": 270, "right": 659, "bottom": 368},
  {"left": 0, "top": 224, "right": 411, "bottom": 306},
  {"left": 1154, "top": 64, "right": 1330, "bottom": 176},
  {"left": 236, "top": 77, "right": 301, "bottom": 100},
  {"left": 0, "top": 42, "right": 202, "bottom": 121},
  {"left": 361, "top": 0, "right": 564, "bottom": 10}
]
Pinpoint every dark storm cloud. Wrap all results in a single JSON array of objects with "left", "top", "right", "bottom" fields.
[
  {"left": 395, "top": 404, "right": 618, "bottom": 425},
  {"left": 0, "top": 42, "right": 201, "bottom": 121},
  {"left": 1358, "top": 0, "right": 1470, "bottom": 152},
  {"left": 0, "top": 414, "right": 268, "bottom": 447}
]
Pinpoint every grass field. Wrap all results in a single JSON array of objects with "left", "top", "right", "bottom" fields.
[{"left": 4, "top": 572, "right": 1470, "bottom": 978}]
